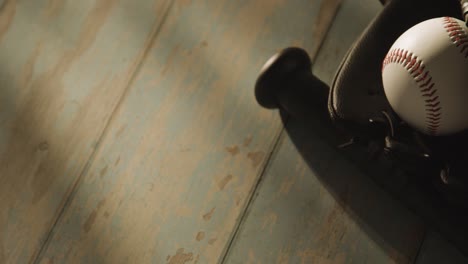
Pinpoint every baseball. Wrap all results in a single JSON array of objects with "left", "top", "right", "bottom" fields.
[{"left": 382, "top": 17, "right": 468, "bottom": 136}]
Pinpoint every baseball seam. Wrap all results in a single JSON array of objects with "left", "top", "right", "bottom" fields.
[
  {"left": 382, "top": 48, "right": 441, "bottom": 135},
  {"left": 443, "top": 17, "right": 468, "bottom": 58}
]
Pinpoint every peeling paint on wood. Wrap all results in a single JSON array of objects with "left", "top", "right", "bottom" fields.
[
  {"left": 208, "top": 238, "right": 217, "bottom": 245},
  {"left": 224, "top": 121, "right": 425, "bottom": 263},
  {"left": 83, "top": 199, "right": 106, "bottom": 234},
  {"left": 243, "top": 136, "right": 253, "bottom": 148},
  {"left": 203, "top": 207, "right": 216, "bottom": 221},
  {"left": 99, "top": 165, "right": 108, "bottom": 178},
  {"left": 218, "top": 174, "right": 233, "bottom": 191},
  {"left": 0, "top": 0, "right": 15, "bottom": 43},
  {"left": 0, "top": 0, "right": 172, "bottom": 263},
  {"left": 196, "top": 232, "right": 205, "bottom": 242},
  {"left": 167, "top": 248, "right": 193, "bottom": 264},
  {"left": 310, "top": 0, "right": 343, "bottom": 59},
  {"left": 223, "top": 0, "right": 426, "bottom": 263},
  {"left": 261, "top": 212, "right": 278, "bottom": 234},
  {"left": 247, "top": 151, "right": 265, "bottom": 168},
  {"left": 225, "top": 145, "right": 240, "bottom": 156},
  {"left": 30, "top": 0, "right": 343, "bottom": 263}
]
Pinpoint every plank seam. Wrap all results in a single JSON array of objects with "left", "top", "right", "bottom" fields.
[
  {"left": 412, "top": 229, "right": 428, "bottom": 264},
  {"left": 218, "top": 1, "right": 343, "bottom": 262},
  {"left": 30, "top": 2, "right": 175, "bottom": 263},
  {"left": 218, "top": 119, "right": 288, "bottom": 264}
]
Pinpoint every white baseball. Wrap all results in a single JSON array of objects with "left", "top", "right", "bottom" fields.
[{"left": 382, "top": 17, "right": 468, "bottom": 136}]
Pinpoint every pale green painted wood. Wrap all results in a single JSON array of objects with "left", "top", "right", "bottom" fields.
[
  {"left": 224, "top": 0, "right": 426, "bottom": 263},
  {"left": 416, "top": 231, "right": 468, "bottom": 264},
  {"left": 313, "top": 0, "right": 383, "bottom": 83},
  {"left": 224, "top": 119, "right": 425, "bottom": 264},
  {"left": 0, "top": 0, "right": 170, "bottom": 263},
  {"left": 36, "top": 0, "right": 340, "bottom": 263}
]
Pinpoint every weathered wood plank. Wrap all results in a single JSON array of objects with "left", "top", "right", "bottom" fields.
[
  {"left": 35, "top": 0, "right": 339, "bottom": 263},
  {"left": 224, "top": 0, "right": 426, "bottom": 263},
  {"left": 0, "top": 0, "right": 170, "bottom": 263},
  {"left": 224, "top": 121, "right": 425, "bottom": 263},
  {"left": 416, "top": 231, "right": 468, "bottom": 264},
  {"left": 313, "top": 0, "right": 384, "bottom": 83}
]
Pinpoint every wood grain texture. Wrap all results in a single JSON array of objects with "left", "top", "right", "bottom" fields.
[
  {"left": 224, "top": 0, "right": 426, "bottom": 263},
  {"left": 0, "top": 0, "right": 170, "bottom": 263},
  {"left": 34, "top": 0, "right": 339, "bottom": 263},
  {"left": 224, "top": 120, "right": 425, "bottom": 263},
  {"left": 416, "top": 231, "right": 468, "bottom": 264},
  {"left": 313, "top": 0, "right": 383, "bottom": 84}
]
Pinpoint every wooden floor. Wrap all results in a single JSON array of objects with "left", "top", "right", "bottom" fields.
[{"left": 1, "top": 0, "right": 467, "bottom": 263}]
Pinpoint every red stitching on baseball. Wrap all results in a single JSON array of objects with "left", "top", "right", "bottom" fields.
[
  {"left": 443, "top": 17, "right": 468, "bottom": 58},
  {"left": 427, "top": 117, "right": 441, "bottom": 121},
  {"left": 413, "top": 66, "right": 425, "bottom": 78},
  {"left": 427, "top": 107, "right": 442, "bottom": 113},
  {"left": 423, "top": 89, "right": 436, "bottom": 97},
  {"left": 420, "top": 77, "right": 432, "bottom": 87},
  {"left": 421, "top": 83, "right": 434, "bottom": 92},
  {"left": 425, "top": 96, "right": 439, "bottom": 103},
  {"left": 410, "top": 61, "right": 421, "bottom": 75},
  {"left": 382, "top": 48, "right": 442, "bottom": 135},
  {"left": 426, "top": 103, "right": 440, "bottom": 109},
  {"left": 427, "top": 121, "right": 441, "bottom": 125},
  {"left": 416, "top": 71, "right": 429, "bottom": 82}
]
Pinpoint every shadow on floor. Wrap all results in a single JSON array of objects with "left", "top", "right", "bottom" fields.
[{"left": 277, "top": 97, "right": 468, "bottom": 261}]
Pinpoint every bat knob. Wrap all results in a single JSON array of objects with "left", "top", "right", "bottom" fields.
[{"left": 255, "top": 47, "right": 312, "bottom": 109}]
